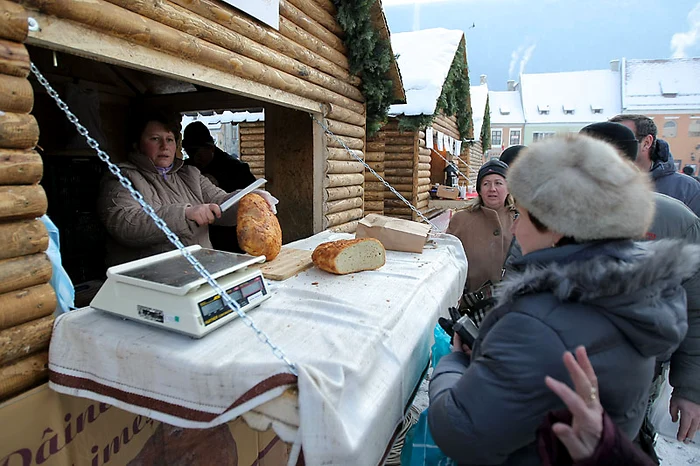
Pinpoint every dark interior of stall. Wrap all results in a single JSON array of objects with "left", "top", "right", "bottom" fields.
[{"left": 27, "top": 46, "right": 316, "bottom": 307}]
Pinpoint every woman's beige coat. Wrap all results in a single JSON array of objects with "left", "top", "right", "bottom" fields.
[{"left": 446, "top": 205, "right": 514, "bottom": 292}]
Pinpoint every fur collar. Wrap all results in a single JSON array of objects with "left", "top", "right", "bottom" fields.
[{"left": 496, "top": 239, "right": 700, "bottom": 306}]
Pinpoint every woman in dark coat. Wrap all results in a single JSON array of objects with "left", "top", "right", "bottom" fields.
[{"left": 428, "top": 135, "right": 699, "bottom": 465}]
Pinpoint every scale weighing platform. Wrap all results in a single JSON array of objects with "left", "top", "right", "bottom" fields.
[{"left": 90, "top": 246, "right": 271, "bottom": 338}]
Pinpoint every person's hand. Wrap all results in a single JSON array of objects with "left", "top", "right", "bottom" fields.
[
  {"left": 253, "top": 189, "right": 279, "bottom": 214},
  {"left": 544, "top": 346, "right": 604, "bottom": 461},
  {"left": 670, "top": 395, "right": 700, "bottom": 443},
  {"left": 186, "top": 203, "right": 221, "bottom": 226},
  {"left": 451, "top": 332, "right": 472, "bottom": 356}
]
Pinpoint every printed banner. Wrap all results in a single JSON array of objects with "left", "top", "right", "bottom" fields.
[
  {"left": 454, "top": 140, "right": 462, "bottom": 156},
  {"left": 436, "top": 131, "right": 444, "bottom": 151},
  {"left": 0, "top": 384, "right": 289, "bottom": 466},
  {"left": 221, "top": 0, "right": 280, "bottom": 30},
  {"left": 425, "top": 127, "right": 433, "bottom": 149}
]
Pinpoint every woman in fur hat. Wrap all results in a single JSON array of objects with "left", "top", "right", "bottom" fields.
[
  {"left": 428, "top": 135, "right": 700, "bottom": 466},
  {"left": 447, "top": 159, "right": 517, "bottom": 295}
]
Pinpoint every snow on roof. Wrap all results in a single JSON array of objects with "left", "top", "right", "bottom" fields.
[
  {"left": 469, "top": 83, "right": 488, "bottom": 141},
  {"left": 388, "top": 28, "right": 465, "bottom": 117},
  {"left": 489, "top": 91, "right": 524, "bottom": 125},
  {"left": 521, "top": 70, "right": 620, "bottom": 124},
  {"left": 623, "top": 58, "right": 700, "bottom": 112},
  {"left": 181, "top": 110, "right": 265, "bottom": 131}
]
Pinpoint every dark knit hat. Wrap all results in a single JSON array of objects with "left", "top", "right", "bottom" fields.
[
  {"left": 476, "top": 159, "right": 509, "bottom": 193},
  {"left": 499, "top": 145, "right": 527, "bottom": 166},
  {"left": 580, "top": 122, "right": 638, "bottom": 162},
  {"left": 182, "top": 121, "right": 215, "bottom": 153}
]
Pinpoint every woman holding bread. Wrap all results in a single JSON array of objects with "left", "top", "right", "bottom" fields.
[
  {"left": 446, "top": 159, "right": 516, "bottom": 295},
  {"left": 98, "top": 110, "right": 277, "bottom": 266},
  {"left": 428, "top": 135, "right": 698, "bottom": 465}
]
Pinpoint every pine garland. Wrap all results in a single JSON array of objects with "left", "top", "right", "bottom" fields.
[
  {"left": 333, "top": 0, "right": 394, "bottom": 136},
  {"left": 481, "top": 96, "right": 491, "bottom": 154}
]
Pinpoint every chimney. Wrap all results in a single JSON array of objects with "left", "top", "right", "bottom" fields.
[
  {"left": 507, "top": 80, "right": 516, "bottom": 91},
  {"left": 610, "top": 59, "right": 620, "bottom": 71},
  {"left": 480, "top": 74, "right": 487, "bottom": 85}
]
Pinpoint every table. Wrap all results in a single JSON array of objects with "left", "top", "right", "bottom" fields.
[{"left": 48, "top": 230, "right": 467, "bottom": 465}]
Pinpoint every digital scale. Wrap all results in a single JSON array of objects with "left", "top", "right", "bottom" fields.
[{"left": 91, "top": 246, "right": 272, "bottom": 338}]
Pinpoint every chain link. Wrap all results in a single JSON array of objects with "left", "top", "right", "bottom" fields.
[
  {"left": 30, "top": 63, "right": 297, "bottom": 376},
  {"left": 311, "top": 114, "right": 440, "bottom": 231}
]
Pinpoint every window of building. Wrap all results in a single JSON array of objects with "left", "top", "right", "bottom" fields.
[
  {"left": 689, "top": 119, "right": 700, "bottom": 137},
  {"left": 509, "top": 129, "right": 521, "bottom": 146},
  {"left": 491, "top": 129, "right": 502, "bottom": 147},
  {"left": 663, "top": 121, "right": 677, "bottom": 138},
  {"left": 533, "top": 132, "right": 556, "bottom": 141}
]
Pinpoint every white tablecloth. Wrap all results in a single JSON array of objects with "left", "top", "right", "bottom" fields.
[{"left": 48, "top": 231, "right": 467, "bottom": 466}]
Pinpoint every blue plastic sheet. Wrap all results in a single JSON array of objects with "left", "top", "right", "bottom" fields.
[{"left": 40, "top": 215, "right": 75, "bottom": 314}]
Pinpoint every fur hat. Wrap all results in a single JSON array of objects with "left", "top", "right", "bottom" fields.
[
  {"left": 499, "top": 145, "right": 527, "bottom": 166},
  {"left": 476, "top": 159, "right": 509, "bottom": 193},
  {"left": 508, "top": 135, "right": 655, "bottom": 241},
  {"left": 580, "top": 122, "right": 638, "bottom": 162}
]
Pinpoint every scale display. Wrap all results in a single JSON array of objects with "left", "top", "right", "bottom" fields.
[{"left": 198, "top": 275, "right": 267, "bottom": 326}]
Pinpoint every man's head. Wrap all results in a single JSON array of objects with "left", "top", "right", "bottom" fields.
[
  {"left": 609, "top": 114, "right": 657, "bottom": 171},
  {"left": 499, "top": 145, "right": 527, "bottom": 166},
  {"left": 579, "top": 122, "right": 638, "bottom": 162},
  {"left": 683, "top": 165, "right": 695, "bottom": 176},
  {"left": 182, "top": 121, "right": 216, "bottom": 168}
]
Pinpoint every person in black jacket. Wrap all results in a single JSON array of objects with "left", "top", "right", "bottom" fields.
[{"left": 183, "top": 121, "right": 257, "bottom": 252}]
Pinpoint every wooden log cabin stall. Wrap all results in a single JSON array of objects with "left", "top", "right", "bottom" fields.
[
  {"left": 378, "top": 28, "right": 475, "bottom": 224},
  {"left": 0, "top": 1, "right": 468, "bottom": 465}
]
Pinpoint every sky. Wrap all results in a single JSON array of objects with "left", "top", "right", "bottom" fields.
[{"left": 382, "top": 0, "right": 700, "bottom": 90}]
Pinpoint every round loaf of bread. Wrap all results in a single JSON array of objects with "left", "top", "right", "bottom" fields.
[
  {"left": 236, "top": 193, "right": 282, "bottom": 261},
  {"left": 312, "top": 238, "right": 386, "bottom": 275}
]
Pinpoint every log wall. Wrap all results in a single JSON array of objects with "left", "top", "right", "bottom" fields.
[
  {"left": 239, "top": 121, "right": 265, "bottom": 179},
  {"left": 0, "top": 1, "right": 54, "bottom": 403},
  {"left": 467, "top": 142, "right": 483, "bottom": 188},
  {"left": 364, "top": 132, "right": 384, "bottom": 216},
  {"left": 19, "top": 0, "right": 368, "bottom": 236},
  {"left": 379, "top": 119, "right": 415, "bottom": 220}
]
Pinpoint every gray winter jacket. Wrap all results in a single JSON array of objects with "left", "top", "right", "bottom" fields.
[
  {"left": 651, "top": 141, "right": 700, "bottom": 216},
  {"left": 429, "top": 240, "right": 699, "bottom": 466}
]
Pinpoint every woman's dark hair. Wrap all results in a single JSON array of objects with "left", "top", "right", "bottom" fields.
[
  {"left": 130, "top": 109, "right": 182, "bottom": 148},
  {"left": 527, "top": 211, "right": 577, "bottom": 246}
]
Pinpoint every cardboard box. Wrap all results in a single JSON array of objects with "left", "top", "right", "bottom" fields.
[
  {"left": 356, "top": 214, "right": 431, "bottom": 253},
  {"left": 436, "top": 185, "right": 460, "bottom": 200}
]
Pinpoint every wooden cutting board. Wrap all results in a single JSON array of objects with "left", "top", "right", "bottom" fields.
[{"left": 257, "top": 248, "right": 314, "bottom": 281}]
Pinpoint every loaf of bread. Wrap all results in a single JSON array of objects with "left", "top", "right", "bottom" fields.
[
  {"left": 312, "top": 238, "right": 386, "bottom": 275},
  {"left": 236, "top": 193, "right": 282, "bottom": 261}
]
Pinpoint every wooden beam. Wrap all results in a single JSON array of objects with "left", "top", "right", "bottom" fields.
[{"left": 0, "top": 0, "right": 28, "bottom": 43}]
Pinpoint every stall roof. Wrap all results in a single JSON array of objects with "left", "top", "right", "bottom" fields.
[
  {"left": 622, "top": 58, "right": 700, "bottom": 112},
  {"left": 470, "top": 83, "right": 489, "bottom": 141},
  {"left": 489, "top": 90, "right": 525, "bottom": 125},
  {"left": 388, "top": 28, "right": 465, "bottom": 117},
  {"left": 521, "top": 69, "right": 620, "bottom": 124},
  {"left": 371, "top": 0, "right": 406, "bottom": 104}
]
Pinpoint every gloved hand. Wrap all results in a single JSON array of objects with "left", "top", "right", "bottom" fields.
[{"left": 253, "top": 189, "right": 279, "bottom": 214}]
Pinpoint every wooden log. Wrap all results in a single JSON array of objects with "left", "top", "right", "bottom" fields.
[
  {"left": 0, "top": 74, "right": 32, "bottom": 113},
  {"left": 384, "top": 207, "right": 413, "bottom": 216},
  {"left": 26, "top": 0, "right": 365, "bottom": 115},
  {"left": 326, "top": 134, "right": 363, "bottom": 150},
  {"left": 326, "top": 173, "right": 365, "bottom": 187},
  {"left": 418, "top": 147, "right": 431, "bottom": 157},
  {"left": 385, "top": 137, "right": 415, "bottom": 146},
  {"left": 364, "top": 191, "right": 384, "bottom": 201},
  {"left": 365, "top": 182, "right": 384, "bottom": 192},
  {"left": 0, "top": 149, "right": 42, "bottom": 184},
  {"left": 385, "top": 153, "right": 414, "bottom": 161},
  {"left": 364, "top": 200, "right": 383, "bottom": 211},
  {"left": 326, "top": 118, "right": 365, "bottom": 139},
  {"left": 250, "top": 168, "right": 265, "bottom": 176},
  {"left": 0, "top": 39, "right": 30, "bottom": 78},
  {"left": 326, "top": 208, "right": 363, "bottom": 227},
  {"left": 364, "top": 152, "right": 383, "bottom": 163},
  {"left": 366, "top": 141, "right": 385, "bottom": 152},
  {"left": 0, "top": 218, "right": 48, "bottom": 261},
  {"left": 286, "top": 0, "right": 343, "bottom": 36},
  {"left": 327, "top": 160, "right": 364, "bottom": 174},
  {"left": 246, "top": 160, "right": 265, "bottom": 169},
  {"left": 278, "top": 15, "right": 350, "bottom": 72},
  {"left": 240, "top": 140, "right": 265, "bottom": 149},
  {"left": 383, "top": 144, "right": 414, "bottom": 153},
  {"left": 386, "top": 199, "right": 414, "bottom": 208},
  {"left": 169, "top": 0, "right": 356, "bottom": 83},
  {"left": 0, "top": 1, "right": 28, "bottom": 43},
  {"left": 366, "top": 161, "right": 384, "bottom": 171},
  {"left": 325, "top": 196, "right": 363, "bottom": 214},
  {"left": 417, "top": 191, "right": 430, "bottom": 201},
  {"left": 326, "top": 103, "right": 364, "bottom": 128},
  {"left": 312, "top": 0, "right": 337, "bottom": 15},
  {"left": 327, "top": 147, "right": 363, "bottom": 162},
  {"left": 0, "top": 283, "right": 55, "bottom": 330},
  {"left": 385, "top": 160, "right": 413, "bottom": 169},
  {"left": 240, "top": 147, "right": 265, "bottom": 156},
  {"left": 0, "top": 253, "right": 51, "bottom": 295},
  {"left": 385, "top": 168, "right": 413, "bottom": 177},
  {"left": 240, "top": 155, "right": 264, "bottom": 162},
  {"left": 0, "top": 351, "right": 48, "bottom": 402},
  {"left": 240, "top": 133, "right": 264, "bottom": 141},
  {"left": 386, "top": 176, "right": 414, "bottom": 185},
  {"left": 390, "top": 184, "right": 413, "bottom": 192},
  {"left": 0, "top": 112, "right": 39, "bottom": 150},
  {"left": 106, "top": 0, "right": 363, "bottom": 103},
  {"left": 0, "top": 315, "right": 53, "bottom": 366},
  {"left": 239, "top": 127, "right": 265, "bottom": 135},
  {"left": 364, "top": 171, "right": 380, "bottom": 182},
  {"left": 419, "top": 155, "right": 431, "bottom": 164},
  {"left": 417, "top": 170, "right": 431, "bottom": 179},
  {"left": 0, "top": 185, "right": 47, "bottom": 221},
  {"left": 329, "top": 220, "right": 358, "bottom": 234},
  {"left": 279, "top": 0, "right": 346, "bottom": 53},
  {"left": 380, "top": 130, "right": 414, "bottom": 138},
  {"left": 326, "top": 185, "right": 363, "bottom": 201}
]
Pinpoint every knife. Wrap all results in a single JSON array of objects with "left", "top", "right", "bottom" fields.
[{"left": 220, "top": 178, "right": 267, "bottom": 213}]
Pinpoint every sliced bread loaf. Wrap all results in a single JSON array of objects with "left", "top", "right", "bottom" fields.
[{"left": 312, "top": 238, "right": 386, "bottom": 275}]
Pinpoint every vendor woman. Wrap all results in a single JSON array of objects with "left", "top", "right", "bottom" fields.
[{"left": 99, "top": 111, "right": 245, "bottom": 266}]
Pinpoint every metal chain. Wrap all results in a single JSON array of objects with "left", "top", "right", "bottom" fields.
[
  {"left": 430, "top": 148, "right": 470, "bottom": 183},
  {"left": 310, "top": 114, "right": 440, "bottom": 231},
  {"left": 30, "top": 63, "right": 297, "bottom": 376}
]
